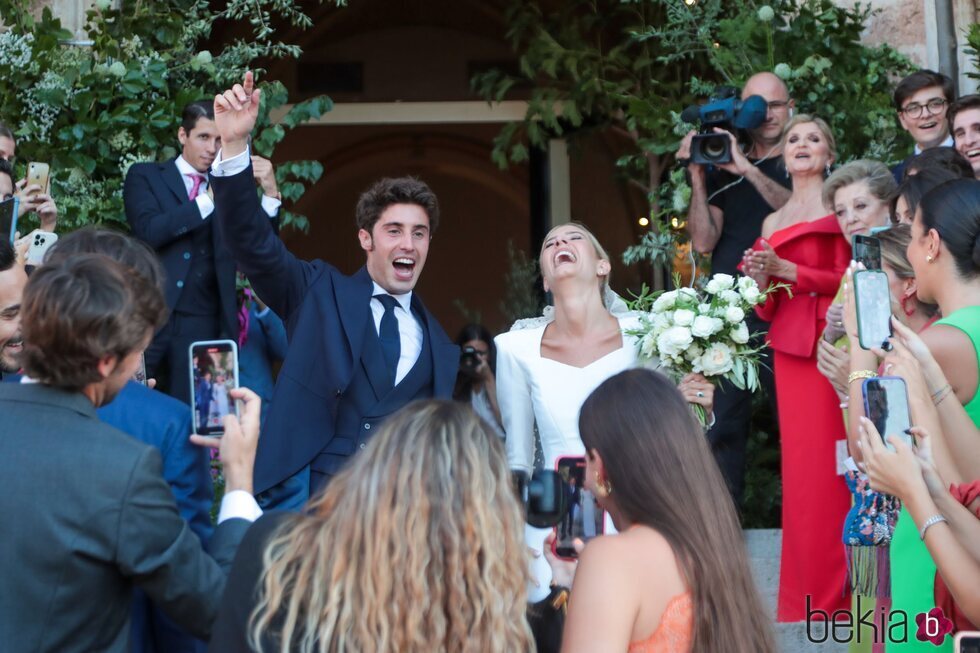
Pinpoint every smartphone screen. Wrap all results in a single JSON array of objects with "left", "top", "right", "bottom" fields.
[
  {"left": 955, "top": 632, "right": 980, "bottom": 653},
  {"left": 852, "top": 234, "right": 881, "bottom": 270},
  {"left": 27, "top": 162, "right": 50, "bottom": 194},
  {"left": 0, "top": 196, "right": 18, "bottom": 244},
  {"left": 863, "top": 377, "right": 912, "bottom": 451},
  {"left": 553, "top": 456, "right": 605, "bottom": 559},
  {"left": 189, "top": 340, "right": 239, "bottom": 436},
  {"left": 854, "top": 270, "right": 892, "bottom": 350}
]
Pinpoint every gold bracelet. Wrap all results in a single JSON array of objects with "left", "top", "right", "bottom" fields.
[{"left": 848, "top": 370, "right": 876, "bottom": 384}]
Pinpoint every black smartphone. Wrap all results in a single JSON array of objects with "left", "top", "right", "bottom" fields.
[
  {"left": 189, "top": 339, "right": 239, "bottom": 436},
  {"left": 852, "top": 234, "right": 881, "bottom": 270},
  {"left": 854, "top": 269, "right": 893, "bottom": 350},
  {"left": 955, "top": 632, "right": 980, "bottom": 653},
  {"left": 862, "top": 377, "right": 912, "bottom": 452},
  {"left": 0, "top": 196, "right": 19, "bottom": 244},
  {"left": 553, "top": 456, "right": 605, "bottom": 560}
]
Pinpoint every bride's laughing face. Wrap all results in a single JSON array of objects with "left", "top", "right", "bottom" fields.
[{"left": 540, "top": 224, "right": 610, "bottom": 294}]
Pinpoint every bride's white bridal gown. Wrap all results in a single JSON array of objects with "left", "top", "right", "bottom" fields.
[{"left": 495, "top": 315, "right": 641, "bottom": 601}]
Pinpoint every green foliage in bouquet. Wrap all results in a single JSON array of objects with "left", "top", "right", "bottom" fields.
[{"left": 0, "top": 0, "right": 337, "bottom": 233}]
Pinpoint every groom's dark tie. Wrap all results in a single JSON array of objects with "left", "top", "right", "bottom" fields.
[{"left": 374, "top": 294, "right": 401, "bottom": 385}]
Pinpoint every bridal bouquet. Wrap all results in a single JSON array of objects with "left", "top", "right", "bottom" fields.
[{"left": 627, "top": 274, "right": 788, "bottom": 423}]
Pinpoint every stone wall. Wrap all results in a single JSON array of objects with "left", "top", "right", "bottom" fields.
[{"left": 839, "top": 0, "right": 979, "bottom": 94}]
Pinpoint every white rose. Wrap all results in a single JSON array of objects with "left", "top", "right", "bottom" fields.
[
  {"left": 713, "top": 273, "right": 735, "bottom": 290},
  {"left": 691, "top": 315, "right": 723, "bottom": 338},
  {"left": 684, "top": 343, "right": 703, "bottom": 362},
  {"left": 705, "top": 278, "right": 723, "bottom": 295},
  {"left": 677, "top": 287, "right": 698, "bottom": 303},
  {"left": 653, "top": 290, "right": 678, "bottom": 311},
  {"left": 651, "top": 312, "right": 670, "bottom": 332},
  {"left": 725, "top": 306, "right": 745, "bottom": 324},
  {"left": 720, "top": 289, "right": 741, "bottom": 305},
  {"left": 737, "top": 276, "right": 756, "bottom": 292},
  {"left": 741, "top": 285, "right": 761, "bottom": 304},
  {"left": 673, "top": 309, "right": 695, "bottom": 326},
  {"left": 698, "top": 303, "right": 711, "bottom": 314},
  {"left": 640, "top": 331, "right": 658, "bottom": 358},
  {"left": 731, "top": 321, "right": 750, "bottom": 344},
  {"left": 699, "top": 342, "right": 734, "bottom": 376},
  {"left": 657, "top": 326, "right": 693, "bottom": 358}
]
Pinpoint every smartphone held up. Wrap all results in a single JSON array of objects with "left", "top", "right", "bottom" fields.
[
  {"left": 553, "top": 456, "right": 606, "bottom": 560},
  {"left": 189, "top": 340, "right": 240, "bottom": 436},
  {"left": 854, "top": 269, "right": 893, "bottom": 350},
  {"left": 862, "top": 376, "right": 913, "bottom": 452}
]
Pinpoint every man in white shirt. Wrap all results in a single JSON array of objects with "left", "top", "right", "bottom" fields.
[
  {"left": 891, "top": 69, "right": 956, "bottom": 181},
  {"left": 124, "top": 100, "right": 281, "bottom": 406},
  {"left": 206, "top": 71, "right": 460, "bottom": 510}
]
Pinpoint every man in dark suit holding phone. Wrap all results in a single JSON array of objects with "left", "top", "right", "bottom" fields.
[
  {"left": 0, "top": 253, "right": 262, "bottom": 653},
  {"left": 124, "top": 101, "right": 281, "bottom": 405},
  {"left": 210, "top": 72, "right": 460, "bottom": 510}
]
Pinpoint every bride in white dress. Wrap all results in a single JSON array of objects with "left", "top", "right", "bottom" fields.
[{"left": 495, "top": 222, "right": 714, "bottom": 600}]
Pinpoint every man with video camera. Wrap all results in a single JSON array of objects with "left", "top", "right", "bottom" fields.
[{"left": 679, "top": 71, "right": 794, "bottom": 506}]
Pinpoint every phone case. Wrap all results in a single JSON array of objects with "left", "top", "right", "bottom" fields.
[
  {"left": 27, "top": 162, "right": 49, "bottom": 192},
  {"left": 854, "top": 269, "right": 892, "bottom": 350},
  {"left": 953, "top": 631, "right": 980, "bottom": 652},
  {"left": 26, "top": 231, "right": 57, "bottom": 266},
  {"left": 188, "top": 339, "right": 240, "bottom": 436},
  {"left": 1, "top": 197, "right": 19, "bottom": 244}
]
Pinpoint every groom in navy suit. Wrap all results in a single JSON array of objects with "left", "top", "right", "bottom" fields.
[
  {"left": 124, "top": 100, "right": 282, "bottom": 405},
  {"left": 210, "top": 72, "right": 459, "bottom": 509}
]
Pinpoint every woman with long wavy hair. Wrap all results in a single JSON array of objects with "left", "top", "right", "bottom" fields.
[
  {"left": 549, "top": 368, "right": 774, "bottom": 652},
  {"left": 208, "top": 400, "right": 534, "bottom": 653}
]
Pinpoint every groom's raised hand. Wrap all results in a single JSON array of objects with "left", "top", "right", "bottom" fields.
[{"left": 214, "top": 70, "right": 261, "bottom": 160}]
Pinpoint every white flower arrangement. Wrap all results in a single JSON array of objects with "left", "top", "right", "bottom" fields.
[{"left": 627, "top": 273, "right": 790, "bottom": 422}]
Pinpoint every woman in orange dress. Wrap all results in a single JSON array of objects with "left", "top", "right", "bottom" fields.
[
  {"left": 545, "top": 369, "right": 775, "bottom": 653},
  {"left": 741, "top": 115, "right": 853, "bottom": 622}
]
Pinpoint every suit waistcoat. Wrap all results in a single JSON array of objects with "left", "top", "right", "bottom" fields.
[
  {"left": 310, "top": 308, "right": 434, "bottom": 477},
  {"left": 174, "top": 221, "right": 220, "bottom": 316}
]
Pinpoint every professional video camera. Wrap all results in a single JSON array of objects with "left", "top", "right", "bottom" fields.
[{"left": 680, "top": 87, "right": 768, "bottom": 165}]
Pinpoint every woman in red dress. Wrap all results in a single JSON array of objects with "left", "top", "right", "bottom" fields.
[{"left": 741, "top": 115, "right": 852, "bottom": 622}]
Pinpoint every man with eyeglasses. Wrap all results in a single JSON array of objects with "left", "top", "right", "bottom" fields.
[
  {"left": 680, "top": 71, "right": 792, "bottom": 508},
  {"left": 892, "top": 69, "right": 956, "bottom": 181}
]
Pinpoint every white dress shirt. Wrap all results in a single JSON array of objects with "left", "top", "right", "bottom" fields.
[
  {"left": 183, "top": 152, "right": 281, "bottom": 219},
  {"left": 913, "top": 134, "right": 954, "bottom": 155},
  {"left": 370, "top": 282, "right": 423, "bottom": 385},
  {"left": 213, "top": 146, "right": 423, "bottom": 383}
]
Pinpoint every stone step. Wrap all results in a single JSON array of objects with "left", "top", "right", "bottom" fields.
[{"left": 744, "top": 529, "right": 846, "bottom": 653}]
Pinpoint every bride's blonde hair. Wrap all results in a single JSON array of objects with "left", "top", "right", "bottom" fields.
[
  {"left": 540, "top": 221, "right": 612, "bottom": 302},
  {"left": 248, "top": 401, "right": 533, "bottom": 653}
]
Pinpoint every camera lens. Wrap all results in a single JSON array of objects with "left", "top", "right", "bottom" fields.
[{"left": 702, "top": 135, "right": 728, "bottom": 161}]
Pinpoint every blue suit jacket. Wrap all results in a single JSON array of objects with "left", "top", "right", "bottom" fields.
[
  {"left": 212, "top": 163, "right": 460, "bottom": 494},
  {"left": 124, "top": 159, "right": 238, "bottom": 339}
]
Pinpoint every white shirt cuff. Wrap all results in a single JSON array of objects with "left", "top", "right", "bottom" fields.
[
  {"left": 261, "top": 194, "right": 281, "bottom": 217},
  {"left": 195, "top": 193, "right": 214, "bottom": 219},
  {"left": 211, "top": 146, "right": 251, "bottom": 177},
  {"left": 216, "top": 489, "right": 263, "bottom": 523},
  {"left": 254, "top": 306, "right": 271, "bottom": 318}
]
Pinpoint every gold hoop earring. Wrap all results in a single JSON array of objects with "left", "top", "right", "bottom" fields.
[{"left": 594, "top": 471, "right": 612, "bottom": 498}]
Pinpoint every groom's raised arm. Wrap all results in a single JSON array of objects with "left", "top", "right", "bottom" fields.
[{"left": 211, "top": 71, "right": 318, "bottom": 321}]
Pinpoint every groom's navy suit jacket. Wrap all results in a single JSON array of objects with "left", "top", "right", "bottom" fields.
[{"left": 212, "top": 163, "right": 459, "bottom": 495}]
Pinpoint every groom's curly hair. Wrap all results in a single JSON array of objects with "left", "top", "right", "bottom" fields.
[{"left": 355, "top": 176, "right": 440, "bottom": 235}]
